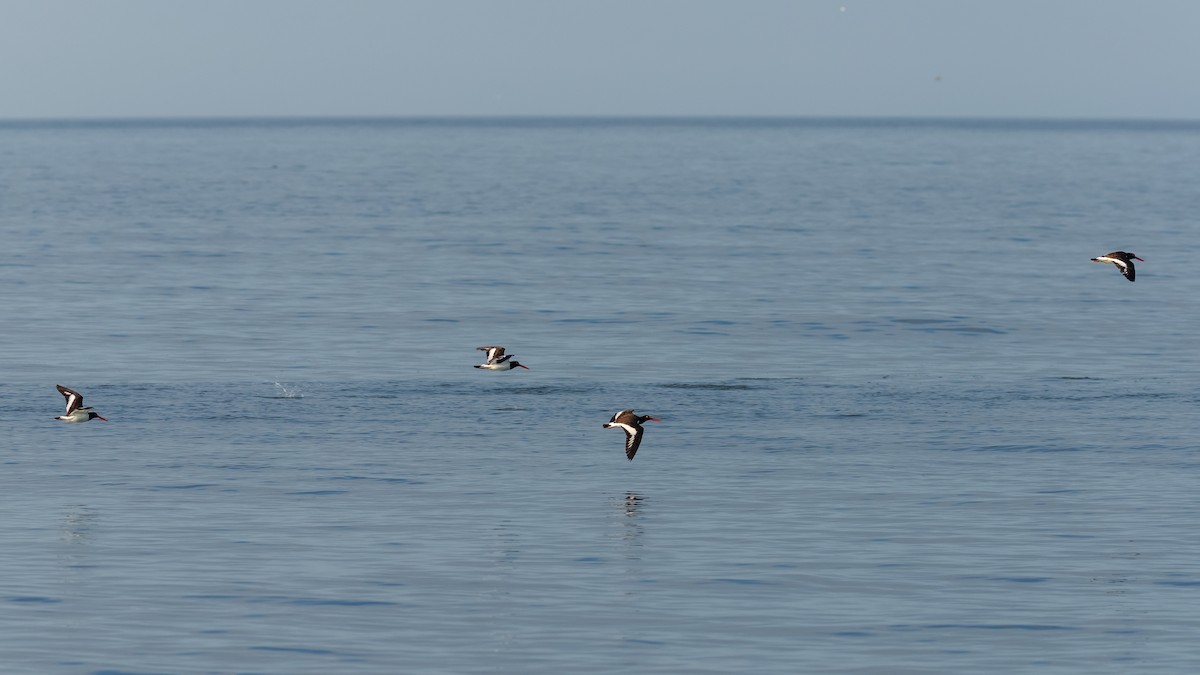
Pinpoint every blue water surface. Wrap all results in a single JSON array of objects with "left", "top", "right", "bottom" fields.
[{"left": 2, "top": 117, "right": 1199, "bottom": 673}]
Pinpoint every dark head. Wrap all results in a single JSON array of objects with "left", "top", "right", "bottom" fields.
[
  {"left": 1127, "top": 253, "right": 1145, "bottom": 262},
  {"left": 513, "top": 361, "right": 529, "bottom": 370},
  {"left": 89, "top": 412, "right": 107, "bottom": 422},
  {"left": 639, "top": 415, "right": 662, "bottom": 424}
]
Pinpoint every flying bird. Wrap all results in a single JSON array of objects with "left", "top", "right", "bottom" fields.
[
  {"left": 474, "top": 346, "right": 529, "bottom": 371},
  {"left": 1090, "top": 251, "right": 1144, "bottom": 282},
  {"left": 54, "top": 384, "right": 107, "bottom": 423},
  {"left": 603, "top": 409, "right": 662, "bottom": 461}
]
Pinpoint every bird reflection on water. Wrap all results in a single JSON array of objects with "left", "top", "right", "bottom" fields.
[
  {"left": 59, "top": 505, "right": 99, "bottom": 587},
  {"left": 618, "top": 492, "right": 644, "bottom": 556},
  {"left": 622, "top": 492, "right": 643, "bottom": 517},
  {"left": 62, "top": 505, "right": 96, "bottom": 544}
]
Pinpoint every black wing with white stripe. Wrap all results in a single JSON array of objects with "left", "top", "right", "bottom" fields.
[
  {"left": 57, "top": 384, "right": 83, "bottom": 415},
  {"left": 476, "top": 346, "right": 506, "bottom": 363}
]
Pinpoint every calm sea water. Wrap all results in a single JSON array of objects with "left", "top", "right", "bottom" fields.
[{"left": 2, "top": 118, "right": 1200, "bottom": 673}]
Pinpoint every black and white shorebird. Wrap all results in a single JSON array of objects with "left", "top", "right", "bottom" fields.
[
  {"left": 603, "top": 409, "right": 662, "bottom": 461},
  {"left": 1090, "top": 251, "right": 1144, "bottom": 282},
  {"left": 474, "top": 345, "right": 529, "bottom": 371},
  {"left": 54, "top": 384, "right": 107, "bottom": 423}
]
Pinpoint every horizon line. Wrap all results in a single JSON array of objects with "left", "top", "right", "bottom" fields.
[{"left": 1, "top": 113, "right": 1199, "bottom": 128}]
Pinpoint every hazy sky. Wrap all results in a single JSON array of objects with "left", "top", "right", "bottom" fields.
[{"left": 2, "top": 0, "right": 1198, "bottom": 120}]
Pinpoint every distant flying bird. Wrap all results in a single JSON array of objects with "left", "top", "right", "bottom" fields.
[
  {"left": 603, "top": 409, "right": 662, "bottom": 461},
  {"left": 474, "top": 345, "right": 529, "bottom": 371},
  {"left": 1090, "top": 251, "right": 1144, "bottom": 282},
  {"left": 54, "top": 384, "right": 107, "bottom": 423}
]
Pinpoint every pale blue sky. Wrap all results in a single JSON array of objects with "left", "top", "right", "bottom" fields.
[{"left": 2, "top": 0, "right": 1198, "bottom": 119}]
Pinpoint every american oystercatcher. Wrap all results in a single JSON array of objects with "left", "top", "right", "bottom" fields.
[
  {"left": 474, "top": 346, "right": 529, "bottom": 371},
  {"left": 54, "top": 384, "right": 107, "bottom": 423},
  {"left": 1090, "top": 251, "right": 1144, "bottom": 282},
  {"left": 603, "top": 409, "right": 662, "bottom": 461}
]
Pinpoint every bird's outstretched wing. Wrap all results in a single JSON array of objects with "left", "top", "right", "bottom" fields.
[
  {"left": 1120, "top": 261, "right": 1135, "bottom": 282},
  {"left": 608, "top": 409, "right": 634, "bottom": 424},
  {"left": 617, "top": 423, "right": 644, "bottom": 460},
  {"left": 57, "top": 384, "right": 83, "bottom": 415},
  {"left": 477, "top": 346, "right": 506, "bottom": 363}
]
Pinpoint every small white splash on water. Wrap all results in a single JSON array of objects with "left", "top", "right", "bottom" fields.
[{"left": 273, "top": 382, "right": 303, "bottom": 399}]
